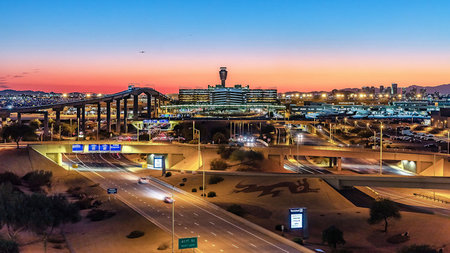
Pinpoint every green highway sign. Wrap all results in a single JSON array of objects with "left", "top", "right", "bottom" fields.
[{"left": 178, "top": 237, "right": 198, "bottom": 249}]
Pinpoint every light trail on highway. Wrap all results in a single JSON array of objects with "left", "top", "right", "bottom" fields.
[{"left": 63, "top": 153, "right": 311, "bottom": 253}]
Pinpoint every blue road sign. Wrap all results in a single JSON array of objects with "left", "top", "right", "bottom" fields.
[
  {"left": 99, "top": 144, "right": 110, "bottom": 152},
  {"left": 72, "top": 144, "right": 84, "bottom": 152},
  {"left": 88, "top": 144, "right": 99, "bottom": 152},
  {"left": 110, "top": 144, "right": 122, "bottom": 152},
  {"left": 107, "top": 188, "right": 118, "bottom": 194}
]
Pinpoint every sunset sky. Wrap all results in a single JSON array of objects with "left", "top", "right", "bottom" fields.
[{"left": 1, "top": 0, "right": 450, "bottom": 94}]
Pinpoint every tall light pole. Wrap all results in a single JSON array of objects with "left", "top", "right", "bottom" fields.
[
  {"left": 447, "top": 130, "right": 449, "bottom": 154},
  {"left": 171, "top": 186, "right": 175, "bottom": 253},
  {"left": 379, "top": 123, "right": 383, "bottom": 175},
  {"left": 194, "top": 128, "right": 203, "bottom": 197}
]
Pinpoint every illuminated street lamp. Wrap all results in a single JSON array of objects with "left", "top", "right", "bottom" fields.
[
  {"left": 194, "top": 128, "right": 203, "bottom": 197},
  {"left": 379, "top": 123, "right": 384, "bottom": 175}
]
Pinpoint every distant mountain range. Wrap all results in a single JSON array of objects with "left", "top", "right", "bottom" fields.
[
  {"left": 0, "top": 89, "right": 48, "bottom": 95},
  {"left": 403, "top": 84, "right": 450, "bottom": 94},
  {"left": 1, "top": 83, "right": 450, "bottom": 95}
]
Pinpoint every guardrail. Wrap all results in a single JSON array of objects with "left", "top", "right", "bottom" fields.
[{"left": 413, "top": 193, "right": 450, "bottom": 204}]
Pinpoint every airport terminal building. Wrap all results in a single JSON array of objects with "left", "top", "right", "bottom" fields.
[{"left": 178, "top": 67, "right": 278, "bottom": 105}]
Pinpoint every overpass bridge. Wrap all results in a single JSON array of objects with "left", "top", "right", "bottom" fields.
[
  {"left": 254, "top": 145, "right": 450, "bottom": 176},
  {"left": 0, "top": 87, "right": 170, "bottom": 135},
  {"left": 30, "top": 141, "right": 450, "bottom": 179}
]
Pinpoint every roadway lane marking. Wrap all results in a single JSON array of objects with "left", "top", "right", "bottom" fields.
[
  {"left": 210, "top": 232, "right": 217, "bottom": 236},
  {"left": 226, "top": 231, "right": 233, "bottom": 235},
  {"left": 232, "top": 244, "right": 239, "bottom": 248},
  {"left": 90, "top": 153, "right": 291, "bottom": 253},
  {"left": 179, "top": 213, "right": 184, "bottom": 217},
  {"left": 209, "top": 221, "right": 215, "bottom": 225},
  {"left": 250, "top": 243, "right": 257, "bottom": 248},
  {"left": 193, "top": 212, "right": 199, "bottom": 216},
  {"left": 194, "top": 222, "right": 199, "bottom": 226}
]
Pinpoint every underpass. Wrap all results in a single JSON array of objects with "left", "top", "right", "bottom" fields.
[{"left": 62, "top": 153, "right": 312, "bottom": 253}]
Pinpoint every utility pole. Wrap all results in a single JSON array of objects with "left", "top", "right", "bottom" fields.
[
  {"left": 172, "top": 186, "right": 175, "bottom": 253},
  {"left": 379, "top": 123, "right": 383, "bottom": 175}
]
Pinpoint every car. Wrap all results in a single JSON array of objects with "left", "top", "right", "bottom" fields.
[
  {"left": 163, "top": 196, "right": 174, "bottom": 203},
  {"left": 138, "top": 177, "right": 149, "bottom": 184}
]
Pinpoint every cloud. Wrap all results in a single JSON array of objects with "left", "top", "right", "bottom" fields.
[
  {"left": 0, "top": 82, "right": 10, "bottom": 88},
  {"left": 13, "top": 75, "right": 24, "bottom": 78}
]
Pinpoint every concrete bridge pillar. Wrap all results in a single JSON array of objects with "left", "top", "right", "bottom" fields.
[
  {"left": 146, "top": 93, "right": 152, "bottom": 118},
  {"left": 123, "top": 97, "right": 128, "bottom": 133},
  {"left": 106, "top": 101, "right": 111, "bottom": 133},
  {"left": 43, "top": 111, "right": 49, "bottom": 136},
  {"left": 153, "top": 97, "right": 158, "bottom": 118},
  {"left": 55, "top": 110, "right": 61, "bottom": 125},
  {"left": 133, "top": 94, "right": 139, "bottom": 120},
  {"left": 81, "top": 104, "right": 86, "bottom": 137},
  {"left": 17, "top": 112, "right": 21, "bottom": 124},
  {"left": 97, "top": 103, "right": 101, "bottom": 136},
  {"left": 337, "top": 157, "right": 342, "bottom": 171},
  {"left": 116, "top": 99, "right": 121, "bottom": 133}
]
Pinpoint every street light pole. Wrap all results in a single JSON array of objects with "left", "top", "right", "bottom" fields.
[
  {"left": 194, "top": 128, "right": 203, "bottom": 197},
  {"left": 379, "top": 123, "right": 383, "bottom": 175},
  {"left": 171, "top": 186, "right": 175, "bottom": 253}
]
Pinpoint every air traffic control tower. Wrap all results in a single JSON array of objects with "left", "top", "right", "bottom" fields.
[{"left": 219, "top": 67, "right": 227, "bottom": 87}]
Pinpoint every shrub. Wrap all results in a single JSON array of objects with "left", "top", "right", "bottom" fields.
[
  {"left": 126, "top": 230, "right": 145, "bottom": 239},
  {"left": 0, "top": 238, "right": 19, "bottom": 253},
  {"left": 387, "top": 234, "right": 410, "bottom": 244},
  {"left": 227, "top": 204, "right": 246, "bottom": 216},
  {"left": 398, "top": 244, "right": 438, "bottom": 253},
  {"left": 22, "top": 170, "right": 52, "bottom": 190},
  {"left": 207, "top": 191, "right": 216, "bottom": 198},
  {"left": 292, "top": 237, "right": 304, "bottom": 245},
  {"left": 52, "top": 244, "right": 63, "bottom": 249},
  {"left": 165, "top": 172, "right": 172, "bottom": 177},
  {"left": 210, "top": 158, "right": 228, "bottom": 170},
  {"left": 74, "top": 198, "right": 93, "bottom": 210},
  {"left": 191, "top": 188, "right": 197, "bottom": 192},
  {"left": 275, "top": 224, "right": 285, "bottom": 231},
  {"left": 208, "top": 175, "right": 224, "bottom": 184},
  {"left": 199, "top": 186, "right": 205, "bottom": 190},
  {"left": 0, "top": 172, "right": 21, "bottom": 185},
  {"left": 157, "top": 242, "right": 169, "bottom": 250},
  {"left": 47, "top": 235, "right": 65, "bottom": 244},
  {"left": 86, "top": 209, "right": 116, "bottom": 221},
  {"left": 182, "top": 178, "right": 187, "bottom": 182},
  {"left": 179, "top": 183, "right": 185, "bottom": 187}
]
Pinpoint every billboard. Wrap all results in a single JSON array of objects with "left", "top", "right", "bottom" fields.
[
  {"left": 99, "top": 144, "right": 110, "bottom": 152},
  {"left": 154, "top": 156, "right": 164, "bottom": 169},
  {"left": 88, "top": 144, "right": 99, "bottom": 152},
  {"left": 72, "top": 144, "right": 84, "bottom": 152},
  {"left": 289, "top": 208, "right": 306, "bottom": 229},
  {"left": 110, "top": 144, "right": 122, "bottom": 152}
]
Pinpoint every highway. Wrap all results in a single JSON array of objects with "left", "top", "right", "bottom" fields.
[{"left": 62, "top": 153, "right": 309, "bottom": 253}]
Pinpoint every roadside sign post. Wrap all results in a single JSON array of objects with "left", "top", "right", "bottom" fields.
[
  {"left": 107, "top": 188, "right": 117, "bottom": 200},
  {"left": 289, "top": 207, "right": 308, "bottom": 239},
  {"left": 178, "top": 237, "right": 198, "bottom": 252}
]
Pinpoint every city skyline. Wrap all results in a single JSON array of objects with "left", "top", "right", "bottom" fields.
[{"left": 2, "top": 0, "right": 450, "bottom": 94}]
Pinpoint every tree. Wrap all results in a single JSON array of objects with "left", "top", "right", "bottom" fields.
[
  {"left": 29, "top": 119, "right": 42, "bottom": 130},
  {"left": 210, "top": 158, "right": 228, "bottom": 170},
  {"left": 2, "top": 124, "right": 36, "bottom": 148},
  {"left": 398, "top": 244, "right": 438, "bottom": 253},
  {"left": 212, "top": 132, "right": 227, "bottom": 144},
  {"left": 368, "top": 198, "right": 401, "bottom": 232},
  {"left": 322, "top": 225, "right": 346, "bottom": 249},
  {"left": 0, "top": 238, "right": 19, "bottom": 253},
  {"left": 22, "top": 170, "right": 52, "bottom": 191}
]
